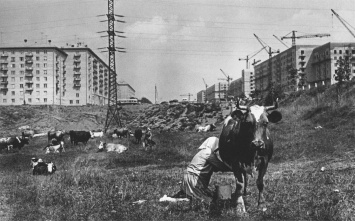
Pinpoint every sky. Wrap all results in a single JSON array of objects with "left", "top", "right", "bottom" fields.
[{"left": 1, "top": 0, "right": 355, "bottom": 102}]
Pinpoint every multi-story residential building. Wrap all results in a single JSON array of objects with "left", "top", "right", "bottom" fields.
[
  {"left": 206, "top": 82, "right": 228, "bottom": 102},
  {"left": 254, "top": 45, "right": 316, "bottom": 94},
  {"left": 117, "top": 80, "right": 135, "bottom": 99},
  {"left": 309, "top": 42, "right": 355, "bottom": 87},
  {"left": 0, "top": 46, "right": 134, "bottom": 106},
  {"left": 196, "top": 90, "right": 205, "bottom": 103},
  {"left": 242, "top": 69, "right": 255, "bottom": 97}
]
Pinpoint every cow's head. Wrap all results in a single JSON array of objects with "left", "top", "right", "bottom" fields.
[
  {"left": 98, "top": 141, "right": 106, "bottom": 152},
  {"left": 235, "top": 98, "right": 282, "bottom": 150},
  {"left": 21, "top": 136, "right": 30, "bottom": 145},
  {"left": 47, "top": 162, "right": 56, "bottom": 174}
]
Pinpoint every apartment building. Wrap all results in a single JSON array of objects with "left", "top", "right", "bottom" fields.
[
  {"left": 205, "top": 82, "right": 228, "bottom": 102},
  {"left": 242, "top": 69, "right": 255, "bottom": 97},
  {"left": 196, "top": 90, "right": 205, "bottom": 103},
  {"left": 117, "top": 80, "right": 135, "bottom": 99},
  {"left": 0, "top": 46, "right": 134, "bottom": 106},
  {"left": 228, "top": 78, "right": 243, "bottom": 98}
]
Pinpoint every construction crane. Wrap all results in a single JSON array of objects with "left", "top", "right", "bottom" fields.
[
  {"left": 180, "top": 93, "right": 193, "bottom": 102},
  {"left": 252, "top": 59, "right": 261, "bottom": 66},
  {"left": 273, "top": 34, "right": 289, "bottom": 49},
  {"left": 331, "top": 9, "right": 355, "bottom": 38},
  {"left": 202, "top": 78, "right": 208, "bottom": 103},
  {"left": 239, "top": 46, "right": 266, "bottom": 69},
  {"left": 254, "top": 34, "right": 280, "bottom": 58},
  {"left": 281, "top": 31, "right": 330, "bottom": 47}
]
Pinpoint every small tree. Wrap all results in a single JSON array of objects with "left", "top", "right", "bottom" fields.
[
  {"left": 298, "top": 72, "right": 307, "bottom": 90},
  {"left": 140, "top": 97, "right": 152, "bottom": 104},
  {"left": 334, "top": 56, "right": 351, "bottom": 103},
  {"left": 287, "top": 65, "right": 299, "bottom": 92}
]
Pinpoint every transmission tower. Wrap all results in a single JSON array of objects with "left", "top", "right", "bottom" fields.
[{"left": 97, "top": 0, "right": 126, "bottom": 132}]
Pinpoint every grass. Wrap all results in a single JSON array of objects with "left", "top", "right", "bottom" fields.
[{"left": 0, "top": 83, "right": 355, "bottom": 220}]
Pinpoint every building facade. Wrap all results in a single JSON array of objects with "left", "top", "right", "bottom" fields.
[
  {"left": 228, "top": 78, "right": 243, "bottom": 98},
  {"left": 196, "top": 90, "right": 205, "bottom": 103},
  {"left": 242, "top": 69, "right": 255, "bottom": 97},
  {"left": 206, "top": 82, "right": 228, "bottom": 102},
  {"left": 0, "top": 46, "right": 134, "bottom": 106},
  {"left": 117, "top": 80, "right": 135, "bottom": 99}
]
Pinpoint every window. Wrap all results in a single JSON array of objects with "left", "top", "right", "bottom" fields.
[
  {"left": 43, "top": 63, "right": 47, "bottom": 68},
  {"left": 36, "top": 77, "right": 40, "bottom": 81},
  {"left": 44, "top": 70, "right": 47, "bottom": 75},
  {"left": 11, "top": 71, "right": 15, "bottom": 75},
  {"left": 36, "top": 91, "right": 40, "bottom": 96},
  {"left": 20, "top": 77, "right": 23, "bottom": 81},
  {"left": 11, "top": 84, "right": 15, "bottom": 89},
  {"left": 28, "top": 98, "right": 32, "bottom": 103},
  {"left": 3, "top": 99, "right": 6, "bottom": 103},
  {"left": 36, "top": 84, "right": 40, "bottom": 88},
  {"left": 339, "top": 50, "right": 342, "bottom": 54},
  {"left": 20, "top": 91, "right": 23, "bottom": 95},
  {"left": 20, "top": 57, "right": 24, "bottom": 61},
  {"left": 12, "top": 99, "right": 15, "bottom": 103},
  {"left": 20, "top": 84, "right": 23, "bottom": 88},
  {"left": 44, "top": 56, "right": 47, "bottom": 61},
  {"left": 44, "top": 91, "right": 47, "bottom": 95},
  {"left": 334, "top": 50, "right": 337, "bottom": 54},
  {"left": 70, "top": 100, "right": 73, "bottom": 104},
  {"left": 36, "top": 70, "right": 40, "bottom": 74},
  {"left": 11, "top": 64, "right": 15, "bottom": 68},
  {"left": 20, "top": 64, "right": 24, "bottom": 68},
  {"left": 346, "top": 50, "right": 349, "bottom": 55},
  {"left": 76, "top": 93, "right": 79, "bottom": 97},
  {"left": 36, "top": 98, "right": 40, "bottom": 103},
  {"left": 36, "top": 64, "right": 40, "bottom": 68},
  {"left": 11, "top": 77, "right": 15, "bottom": 82},
  {"left": 352, "top": 50, "right": 355, "bottom": 54},
  {"left": 36, "top": 57, "right": 40, "bottom": 61},
  {"left": 44, "top": 77, "right": 47, "bottom": 81},
  {"left": 20, "top": 71, "right": 24, "bottom": 75},
  {"left": 44, "top": 84, "right": 47, "bottom": 88},
  {"left": 76, "top": 100, "right": 79, "bottom": 104},
  {"left": 301, "top": 50, "right": 304, "bottom": 55},
  {"left": 11, "top": 57, "right": 15, "bottom": 62},
  {"left": 44, "top": 98, "right": 47, "bottom": 103},
  {"left": 11, "top": 91, "right": 15, "bottom": 95}
]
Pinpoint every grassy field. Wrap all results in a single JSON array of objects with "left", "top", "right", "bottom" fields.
[{"left": 0, "top": 84, "right": 355, "bottom": 220}]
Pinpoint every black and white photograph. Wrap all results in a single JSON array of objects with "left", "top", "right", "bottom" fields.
[{"left": 0, "top": 0, "right": 354, "bottom": 220}]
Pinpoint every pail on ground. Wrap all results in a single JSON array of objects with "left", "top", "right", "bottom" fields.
[{"left": 215, "top": 184, "right": 232, "bottom": 200}]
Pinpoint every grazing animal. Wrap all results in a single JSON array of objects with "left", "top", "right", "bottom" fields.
[
  {"left": 44, "top": 141, "right": 65, "bottom": 154},
  {"left": 134, "top": 129, "right": 143, "bottom": 144},
  {"left": 218, "top": 99, "right": 282, "bottom": 213},
  {"left": 113, "top": 128, "right": 131, "bottom": 139},
  {"left": 22, "top": 130, "right": 35, "bottom": 139},
  {"left": 30, "top": 157, "right": 43, "bottom": 169},
  {"left": 97, "top": 141, "right": 128, "bottom": 153},
  {"left": 69, "top": 130, "right": 92, "bottom": 145},
  {"left": 33, "top": 161, "right": 56, "bottom": 175},
  {"left": 90, "top": 131, "right": 104, "bottom": 138},
  {"left": 47, "top": 130, "right": 67, "bottom": 144},
  {"left": 195, "top": 124, "right": 216, "bottom": 132},
  {"left": 0, "top": 136, "right": 29, "bottom": 151}
]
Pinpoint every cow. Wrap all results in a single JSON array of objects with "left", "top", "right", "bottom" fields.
[
  {"left": 113, "top": 128, "right": 131, "bottom": 139},
  {"left": 30, "top": 157, "right": 43, "bottom": 169},
  {"left": 0, "top": 136, "right": 29, "bottom": 151},
  {"left": 97, "top": 141, "right": 128, "bottom": 153},
  {"left": 90, "top": 131, "right": 104, "bottom": 138},
  {"left": 69, "top": 130, "right": 92, "bottom": 145},
  {"left": 33, "top": 161, "right": 56, "bottom": 175},
  {"left": 195, "top": 124, "right": 216, "bottom": 132},
  {"left": 134, "top": 129, "right": 143, "bottom": 144},
  {"left": 43, "top": 141, "right": 65, "bottom": 154},
  {"left": 218, "top": 98, "right": 282, "bottom": 213},
  {"left": 22, "top": 130, "right": 35, "bottom": 139},
  {"left": 47, "top": 130, "right": 67, "bottom": 144}
]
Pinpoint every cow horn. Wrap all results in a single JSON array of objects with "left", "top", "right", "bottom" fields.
[
  {"left": 236, "top": 98, "right": 248, "bottom": 110},
  {"left": 265, "top": 98, "right": 279, "bottom": 111}
]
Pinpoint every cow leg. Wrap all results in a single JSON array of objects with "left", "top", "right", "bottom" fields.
[
  {"left": 243, "top": 171, "right": 250, "bottom": 196},
  {"left": 256, "top": 160, "right": 268, "bottom": 210},
  {"left": 232, "top": 163, "right": 246, "bottom": 214}
]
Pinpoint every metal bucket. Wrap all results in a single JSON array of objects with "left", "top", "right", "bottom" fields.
[{"left": 215, "top": 184, "right": 232, "bottom": 200}]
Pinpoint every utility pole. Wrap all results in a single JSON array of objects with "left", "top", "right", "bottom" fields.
[{"left": 97, "top": 0, "right": 126, "bottom": 132}]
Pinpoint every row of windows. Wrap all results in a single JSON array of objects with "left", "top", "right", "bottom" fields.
[
  {"left": 2, "top": 83, "right": 48, "bottom": 89},
  {"left": 5, "top": 70, "right": 48, "bottom": 75},
  {"left": 1, "top": 77, "right": 48, "bottom": 81},
  {"left": 1, "top": 50, "right": 48, "bottom": 54},
  {"left": 2, "top": 63, "right": 48, "bottom": 68},
  {"left": 334, "top": 49, "right": 355, "bottom": 54},
  {"left": 8, "top": 56, "right": 48, "bottom": 62},
  {"left": 0, "top": 98, "right": 82, "bottom": 104}
]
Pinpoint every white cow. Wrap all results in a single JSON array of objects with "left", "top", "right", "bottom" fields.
[
  {"left": 44, "top": 141, "right": 65, "bottom": 154},
  {"left": 90, "top": 131, "right": 104, "bottom": 138},
  {"left": 97, "top": 141, "right": 127, "bottom": 153},
  {"left": 195, "top": 124, "right": 216, "bottom": 132}
]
